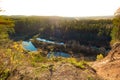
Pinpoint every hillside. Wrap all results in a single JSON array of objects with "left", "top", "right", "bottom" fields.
[
  {"left": 1, "top": 41, "right": 120, "bottom": 80},
  {"left": 7, "top": 60, "right": 102, "bottom": 80},
  {"left": 92, "top": 42, "right": 120, "bottom": 80}
]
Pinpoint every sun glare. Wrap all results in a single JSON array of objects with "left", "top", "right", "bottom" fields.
[{"left": 0, "top": 0, "right": 120, "bottom": 17}]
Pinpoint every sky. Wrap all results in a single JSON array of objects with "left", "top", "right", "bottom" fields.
[{"left": 0, "top": 0, "right": 120, "bottom": 17}]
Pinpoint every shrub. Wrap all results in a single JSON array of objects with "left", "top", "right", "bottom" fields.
[
  {"left": 0, "top": 42, "right": 27, "bottom": 80},
  {"left": 65, "top": 58, "right": 86, "bottom": 69},
  {"left": 96, "top": 54, "right": 104, "bottom": 60},
  {"left": 29, "top": 52, "right": 48, "bottom": 64}
]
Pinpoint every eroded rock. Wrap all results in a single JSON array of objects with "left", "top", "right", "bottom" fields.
[{"left": 92, "top": 42, "right": 120, "bottom": 80}]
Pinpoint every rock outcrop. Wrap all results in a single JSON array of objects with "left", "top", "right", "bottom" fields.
[
  {"left": 92, "top": 42, "right": 120, "bottom": 80},
  {"left": 8, "top": 62, "right": 102, "bottom": 80},
  {"left": 104, "top": 42, "right": 120, "bottom": 61}
]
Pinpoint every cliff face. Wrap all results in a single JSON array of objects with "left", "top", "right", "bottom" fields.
[
  {"left": 92, "top": 42, "right": 120, "bottom": 80},
  {"left": 105, "top": 42, "right": 120, "bottom": 61}
]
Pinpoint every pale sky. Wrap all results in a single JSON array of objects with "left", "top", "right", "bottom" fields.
[{"left": 0, "top": 0, "right": 120, "bottom": 17}]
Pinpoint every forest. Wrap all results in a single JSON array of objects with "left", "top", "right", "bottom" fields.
[{"left": 7, "top": 16, "right": 113, "bottom": 48}]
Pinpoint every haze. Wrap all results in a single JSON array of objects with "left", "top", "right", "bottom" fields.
[{"left": 0, "top": 0, "right": 120, "bottom": 17}]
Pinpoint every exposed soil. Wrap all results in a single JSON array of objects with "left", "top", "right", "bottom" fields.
[{"left": 92, "top": 42, "right": 120, "bottom": 80}]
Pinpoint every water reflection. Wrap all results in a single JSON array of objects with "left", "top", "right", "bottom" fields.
[
  {"left": 47, "top": 52, "right": 71, "bottom": 58},
  {"left": 22, "top": 41, "right": 37, "bottom": 51},
  {"left": 36, "top": 38, "right": 64, "bottom": 45}
]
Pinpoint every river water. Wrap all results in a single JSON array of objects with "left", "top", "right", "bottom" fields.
[{"left": 22, "top": 38, "right": 70, "bottom": 58}]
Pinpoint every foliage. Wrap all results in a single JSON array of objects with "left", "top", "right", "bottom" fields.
[
  {"left": 30, "top": 52, "right": 48, "bottom": 63},
  {"left": 11, "top": 42, "right": 23, "bottom": 52},
  {"left": 8, "top": 16, "right": 113, "bottom": 47},
  {"left": 96, "top": 54, "right": 104, "bottom": 60},
  {"left": 65, "top": 58, "right": 86, "bottom": 69},
  {"left": 111, "top": 16, "right": 120, "bottom": 43},
  {"left": 0, "top": 42, "right": 26, "bottom": 79},
  {"left": 87, "top": 76, "right": 94, "bottom": 80},
  {"left": 47, "top": 57, "right": 87, "bottom": 69},
  {"left": 0, "top": 15, "right": 14, "bottom": 44},
  {"left": 0, "top": 68, "right": 10, "bottom": 80}
]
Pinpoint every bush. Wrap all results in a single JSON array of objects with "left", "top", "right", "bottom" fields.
[
  {"left": 65, "top": 58, "right": 86, "bottom": 69},
  {"left": 96, "top": 54, "right": 104, "bottom": 60},
  {"left": 0, "top": 42, "right": 27, "bottom": 80}
]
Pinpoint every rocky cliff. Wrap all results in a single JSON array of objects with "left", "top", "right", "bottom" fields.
[{"left": 92, "top": 42, "right": 120, "bottom": 80}]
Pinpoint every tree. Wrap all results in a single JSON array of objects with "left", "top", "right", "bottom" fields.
[
  {"left": 111, "top": 15, "right": 120, "bottom": 43},
  {"left": 0, "top": 9, "right": 14, "bottom": 44}
]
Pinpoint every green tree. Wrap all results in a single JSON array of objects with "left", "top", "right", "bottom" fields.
[
  {"left": 111, "top": 15, "right": 120, "bottom": 43},
  {"left": 0, "top": 10, "right": 14, "bottom": 44}
]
